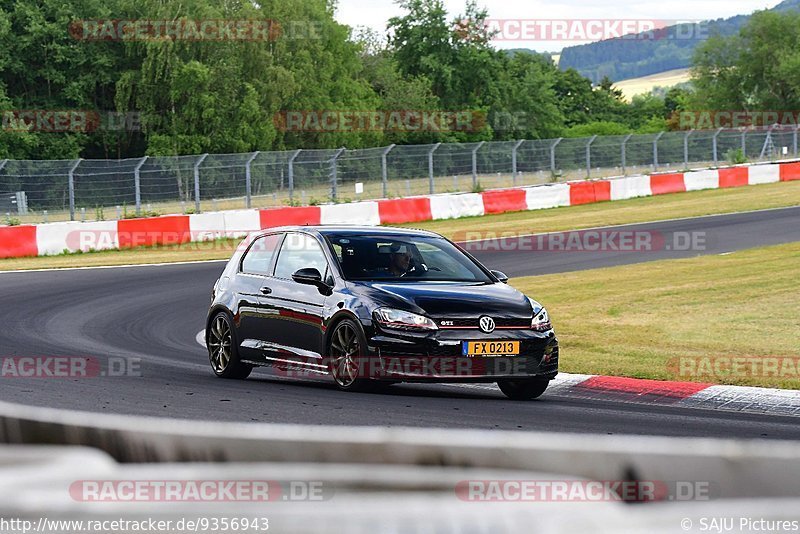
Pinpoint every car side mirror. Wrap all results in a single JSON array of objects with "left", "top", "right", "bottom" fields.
[
  {"left": 292, "top": 267, "right": 324, "bottom": 286},
  {"left": 491, "top": 270, "right": 509, "bottom": 284}
]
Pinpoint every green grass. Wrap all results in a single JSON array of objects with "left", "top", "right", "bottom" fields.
[
  {"left": 1, "top": 179, "right": 798, "bottom": 271},
  {"left": 511, "top": 242, "right": 800, "bottom": 389}
]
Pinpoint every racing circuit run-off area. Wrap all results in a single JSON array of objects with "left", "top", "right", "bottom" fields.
[{"left": 2, "top": 0, "right": 800, "bottom": 532}]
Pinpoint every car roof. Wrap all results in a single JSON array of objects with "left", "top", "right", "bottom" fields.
[{"left": 257, "top": 226, "right": 443, "bottom": 239}]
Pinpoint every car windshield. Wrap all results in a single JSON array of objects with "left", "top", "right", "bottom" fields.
[{"left": 324, "top": 234, "right": 492, "bottom": 283}]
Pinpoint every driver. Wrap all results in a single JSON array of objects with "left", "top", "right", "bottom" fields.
[{"left": 388, "top": 243, "right": 413, "bottom": 277}]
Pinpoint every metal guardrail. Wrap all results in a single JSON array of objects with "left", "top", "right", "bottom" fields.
[
  {"left": 1, "top": 126, "right": 798, "bottom": 223},
  {"left": 1, "top": 400, "right": 800, "bottom": 532},
  {"left": 0, "top": 445, "right": 798, "bottom": 533},
  {"left": 1, "top": 399, "right": 800, "bottom": 499}
]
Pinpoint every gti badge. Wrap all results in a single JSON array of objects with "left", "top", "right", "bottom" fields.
[{"left": 479, "top": 316, "right": 496, "bottom": 334}]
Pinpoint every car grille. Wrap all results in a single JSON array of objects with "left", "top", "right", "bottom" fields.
[{"left": 437, "top": 318, "right": 531, "bottom": 329}]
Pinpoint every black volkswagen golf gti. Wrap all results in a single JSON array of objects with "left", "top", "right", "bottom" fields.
[{"left": 206, "top": 226, "right": 558, "bottom": 400}]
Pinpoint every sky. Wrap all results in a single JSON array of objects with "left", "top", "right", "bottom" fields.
[{"left": 334, "top": 0, "right": 784, "bottom": 52}]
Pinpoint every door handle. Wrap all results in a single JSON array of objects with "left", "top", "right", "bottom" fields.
[{"left": 260, "top": 286, "right": 272, "bottom": 295}]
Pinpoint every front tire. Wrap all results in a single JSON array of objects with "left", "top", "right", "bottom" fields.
[
  {"left": 328, "top": 319, "right": 372, "bottom": 392},
  {"left": 497, "top": 378, "right": 550, "bottom": 400},
  {"left": 207, "top": 312, "right": 252, "bottom": 379}
]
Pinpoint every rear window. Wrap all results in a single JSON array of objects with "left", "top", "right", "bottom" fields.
[{"left": 241, "top": 234, "right": 283, "bottom": 275}]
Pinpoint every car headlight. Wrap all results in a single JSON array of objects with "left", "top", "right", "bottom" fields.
[
  {"left": 374, "top": 308, "right": 438, "bottom": 331},
  {"left": 528, "top": 298, "right": 552, "bottom": 332}
]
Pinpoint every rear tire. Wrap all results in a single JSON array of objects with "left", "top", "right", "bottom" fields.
[
  {"left": 497, "top": 378, "right": 550, "bottom": 400},
  {"left": 328, "top": 318, "right": 373, "bottom": 392},
  {"left": 207, "top": 312, "right": 252, "bottom": 379}
]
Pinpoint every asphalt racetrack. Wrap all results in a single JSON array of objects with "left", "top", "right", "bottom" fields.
[{"left": 1, "top": 207, "right": 799, "bottom": 439}]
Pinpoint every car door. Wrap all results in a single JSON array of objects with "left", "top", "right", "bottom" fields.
[
  {"left": 258, "top": 232, "right": 331, "bottom": 367},
  {"left": 234, "top": 232, "right": 285, "bottom": 361}
]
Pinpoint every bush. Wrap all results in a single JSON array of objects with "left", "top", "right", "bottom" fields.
[{"left": 725, "top": 148, "right": 748, "bottom": 165}]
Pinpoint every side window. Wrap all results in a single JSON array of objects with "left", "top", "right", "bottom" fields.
[
  {"left": 274, "top": 233, "right": 329, "bottom": 280},
  {"left": 241, "top": 234, "right": 283, "bottom": 275}
]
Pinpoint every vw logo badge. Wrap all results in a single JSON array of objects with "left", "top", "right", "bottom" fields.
[{"left": 479, "top": 316, "right": 496, "bottom": 334}]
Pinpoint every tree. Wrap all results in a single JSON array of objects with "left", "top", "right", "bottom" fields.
[{"left": 691, "top": 10, "right": 800, "bottom": 116}]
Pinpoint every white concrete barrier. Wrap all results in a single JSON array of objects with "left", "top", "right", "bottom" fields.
[
  {"left": 429, "top": 193, "right": 485, "bottom": 220},
  {"left": 222, "top": 209, "right": 262, "bottom": 237},
  {"left": 525, "top": 183, "right": 571, "bottom": 210},
  {"left": 189, "top": 212, "right": 227, "bottom": 241},
  {"left": 320, "top": 202, "right": 381, "bottom": 226},
  {"left": 684, "top": 169, "right": 720, "bottom": 192},
  {"left": 749, "top": 164, "right": 781, "bottom": 185},
  {"left": 609, "top": 175, "right": 652, "bottom": 201},
  {"left": 36, "top": 221, "right": 119, "bottom": 256}
]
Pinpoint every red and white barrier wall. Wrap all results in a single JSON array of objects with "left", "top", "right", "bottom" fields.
[{"left": 3, "top": 161, "right": 799, "bottom": 259}]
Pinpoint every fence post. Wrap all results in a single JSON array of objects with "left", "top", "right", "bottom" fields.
[
  {"left": 471, "top": 141, "right": 485, "bottom": 188},
  {"left": 585, "top": 135, "right": 597, "bottom": 178},
  {"left": 794, "top": 126, "right": 799, "bottom": 156},
  {"left": 381, "top": 144, "right": 395, "bottom": 198},
  {"left": 713, "top": 128, "right": 724, "bottom": 166},
  {"left": 133, "top": 156, "right": 147, "bottom": 216},
  {"left": 621, "top": 134, "right": 632, "bottom": 175},
  {"left": 741, "top": 128, "right": 747, "bottom": 157},
  {"left": 244, "top": 152, "right": 259, "bottom": 209},
  {"left": 428, "top": 143, "right": 441, "bottom": 195},
  {"left": 0, "top": 160, "right": 6, "bottom": 212},
  {"left": 330, "top": 148, "right": 345, "bottom": 202},
  {"left": 287, "top": 149, "right": 301, "bottom": 204},
  {"left": 511, "top": 140, "right": 524, "bottom": 185},
  {"left": 0, "top": 159, "right": 7, "bottom": 193},
  {"left": 68, "top": 159, "right": 82, "bottom": 222},
  {"left": 652, "top": 132, "right": 664, "bottom": 172},
  {"left": 550, "top": 138, "right": 562, "bottom": 175},
  {"left": 193, "top": 154, "right": 208, "bottom": 214},
  {"left": 683, "top": 130, "right": 693, "bottom": 169}
]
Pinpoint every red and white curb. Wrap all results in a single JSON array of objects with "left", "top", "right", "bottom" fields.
[
  {"left": 2, "top": 159, "right": 800, "bottom": 259},
  {"left": 547, "top": 374, "right": 800, "bottom": 416},
  {"left": 460, "top": 373, "right": 800, "bottom": 416}
]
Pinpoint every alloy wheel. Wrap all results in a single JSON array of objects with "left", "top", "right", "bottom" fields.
[
  {"left": 208, "top": 315, "right": 233, "bottom": 373},
  {"left": 330, "top": 323, "right": 361, "bottom": 387}
]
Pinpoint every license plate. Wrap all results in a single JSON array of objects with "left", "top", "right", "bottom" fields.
[{"left": 462, "top": 341, "right": 521, "bottom": 357}]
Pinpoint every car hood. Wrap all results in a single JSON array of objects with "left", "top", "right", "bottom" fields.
[{"left": 349, "top": 281, "right": 533, "bottom": 318}]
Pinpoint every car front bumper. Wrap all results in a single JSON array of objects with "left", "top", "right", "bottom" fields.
[{"left": 365, "top": 326, "right": 559, "bottom": 382}]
